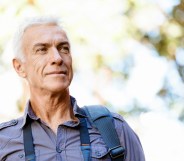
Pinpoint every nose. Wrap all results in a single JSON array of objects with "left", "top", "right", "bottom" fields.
[{"left": 50, "top": 47, "right": 63, "bottom": 65}]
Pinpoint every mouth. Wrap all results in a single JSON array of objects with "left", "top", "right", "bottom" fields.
[{"left": 46, "top": 70, "right": 67, "bottom": 75}]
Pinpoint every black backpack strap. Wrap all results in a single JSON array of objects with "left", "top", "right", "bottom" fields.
[
  {"left": 23, "top": 118, "right": 36, "bottom": 161},
  {"left": 83, "top": 105, "right": 126, "bottom": 161}
]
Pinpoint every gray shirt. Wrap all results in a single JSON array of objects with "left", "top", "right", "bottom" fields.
[{"left": 0, "top": 97, "right": 145, "bottom": 161}]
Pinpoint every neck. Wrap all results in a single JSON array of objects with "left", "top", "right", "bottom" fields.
[{"left": 29, "top": 89, "right": 76, "bottom": 133}]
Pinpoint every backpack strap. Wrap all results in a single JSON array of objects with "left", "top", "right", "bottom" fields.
[
  {"left": 23, "top": 118, "right": 36, "bottom": 161},
  {"left": 23, "top": 115, "right": 91, "bottom": 161},
  {"left": 78, "top": 109, "right": 91, "bottom": 161},
  {"left": 83, "top": 105, "right": 126, "bottom": 161}
]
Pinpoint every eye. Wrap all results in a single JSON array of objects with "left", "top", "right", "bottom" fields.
[
  {"left": 58, "top": 45, "right": 70, "bottom": 54},
  {"left": 36, "top": 47, "right": 47, "bottom": 54}
]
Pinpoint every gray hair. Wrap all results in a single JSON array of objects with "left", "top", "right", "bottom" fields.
[{"left": 13, "top": 16, "right": 63, "bottom": 61}]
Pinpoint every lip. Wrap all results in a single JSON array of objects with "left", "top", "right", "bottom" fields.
[{"left": 46, "top": 70, "right": 67, "bottom": 75}]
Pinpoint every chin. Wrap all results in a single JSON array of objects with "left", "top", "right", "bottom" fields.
[
  {"left": 48, "top": 84, "right": 70, "bottom": 93},
  {"left": 43, "top": 79, "right": 72, "bottom": 93}
]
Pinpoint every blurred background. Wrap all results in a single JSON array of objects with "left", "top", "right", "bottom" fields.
[{"left": 0, "top": 0, "right": 184, "bottom": 160}]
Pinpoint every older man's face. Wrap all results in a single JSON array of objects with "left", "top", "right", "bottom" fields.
[{"left": 20, "top": 24, "right": 73, "bottom": 94}]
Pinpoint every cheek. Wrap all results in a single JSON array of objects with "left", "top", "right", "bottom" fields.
[
  {"left": 67, "top": 59, "right": 73, "bottom": 75},
  {"left": 27, "top": 56, "right": 47, "bottom": 75},
  {"left": 64, "top": 57, "right": 73, "bottom": 80},
  {"left": 63, "top": 55, "right": 72, "bottom": 68}
]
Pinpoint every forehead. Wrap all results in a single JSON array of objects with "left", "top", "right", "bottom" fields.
[{"left": 22, "top": 24, "right": 69, "bottom": 45}]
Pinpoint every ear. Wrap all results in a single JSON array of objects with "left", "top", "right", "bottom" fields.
[{"left": 12, "top": 58, "right": 27, "bottom": 78}]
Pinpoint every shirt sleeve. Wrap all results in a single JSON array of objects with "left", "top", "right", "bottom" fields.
[{"left": 112, "top": 113, "right": 146, "bottom": 161}]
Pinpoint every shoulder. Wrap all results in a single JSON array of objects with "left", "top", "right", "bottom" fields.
[
  {"left": 0, "top": 117, "right": 24, "bottom": 141},
  {"left": 0, "top": 119, "right": 18, "bottom": 130},
  {"left": 83, "top": 105, "right": 125, "bottom": 123},
  {"left": 83, "top": 105, "right": 133, "bottom": 132},
  {"left": 110, "top": 111, "right": 128, "bottom": 134},
  {"left": 111, "top": 111, "right": 125, "bottom": 122},
  {"left": 83, "top": 105, "right": 126, "bottom": 130},
  {"left": 110, "top": 111, "right": 135, "bottom": 134},
  {"left": 0, "top": 117, "right": 23, "bottom": 148},
  {"left": 0, "top": 117, "right": 23, "bottom": 133}
]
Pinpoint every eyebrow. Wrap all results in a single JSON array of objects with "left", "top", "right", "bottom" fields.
[
  {"left": 57, "top": 41, "right": 70, "bottom": 47},
  {"left": 33, "top": 41, "right": 70, "bottom": 49},
  {"left": 32, "top": 43, "right": 48, "bottom": 50}
]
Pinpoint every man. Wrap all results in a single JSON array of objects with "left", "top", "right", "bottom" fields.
[{"left": 0, "top": 16, "right": 145, "bottom": 161}]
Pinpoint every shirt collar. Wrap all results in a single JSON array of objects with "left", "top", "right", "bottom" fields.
[
  {"left": 70, "top": 96, "right": 87, "bottom": 117},
  {"left": 21, "top": 96, "right": 87, "bottom": 129},
  {"left": 20, "top": 101, "right": 37, "bottom": 128}
]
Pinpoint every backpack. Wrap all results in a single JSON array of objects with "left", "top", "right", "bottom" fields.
[{"left": 23, "top": 105, "right": 126, "bottom": 161}]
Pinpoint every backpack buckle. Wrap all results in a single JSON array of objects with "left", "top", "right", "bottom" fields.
[{"left": 109, "top": 145, "right": 125, "bottom": 159}]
